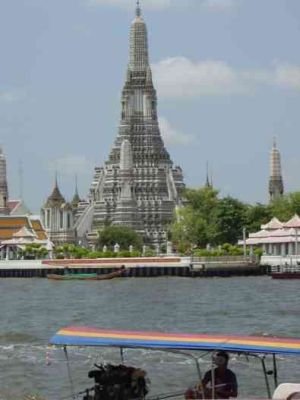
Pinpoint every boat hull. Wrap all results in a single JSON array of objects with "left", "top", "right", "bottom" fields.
[
  {"left": 47, "top": 274, "right": 98, "bottom": 281},
  {"left": 272, "top": 273, "right": 300, "bottom": 280},
  {"left": 47, "top": 270, "right": 125, "bottom": 281}
]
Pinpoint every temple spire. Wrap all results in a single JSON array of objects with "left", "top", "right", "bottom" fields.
[
  {"left": 205, "top": 162, "right": 210, "bottom": 188},
  {"left": 136, "top": 0, "right": 141, "bottom": 17},
  {"left": 0, "top": 146, "right": 9, "bottom": 214},
  {"left": 129, "top": 0, "right": 149, "bottom": 71},
  {"left": 82, "top": 1, "right": 185, "bottom": 246},
  {"left": 54, "top": 171, "right": 58, "bottom": 188},
  {"left": 205, "top": 162, "right": 213, "bottom": 188},
  {"left": 75, "top": 174, "right": 79, "bottom": 196},
  {"left": 72, "top": 174, "right": 81, "bottom": 209},
  {"left": 269, "top": 137, "right": 284, "bottom": 202},
  {"left": 45, "top": 172, "right": 65, "bottom": 207}
]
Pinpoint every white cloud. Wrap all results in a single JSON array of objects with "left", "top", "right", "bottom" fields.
[
  {"left": 0, "top": 90, "right": 26, "bottom": 103},
  {"left": 273, "top": 64, "right": 300, "bottom": 90},
  {"left": 152, "top": 57, "right": 246, "bottom": 98},
  {"left": 152, "top": 57, "right": 300, "bottom": 99},
  {"left": 89, "top": 0, "right": 171, "bottom": 10},
  {"left": 48, "top": 155, "right": 94, "bottom": 176},
  {"left": 202, "top": 0, "right": 236, "bottom": 11},
  {"left": 159, "top": 117, "right": 195, "bottom": 146}
]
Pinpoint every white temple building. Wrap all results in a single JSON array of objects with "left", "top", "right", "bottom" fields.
[
  {"left": 239, "top": 215, "right": 300, "bottom": 266},
  {"left": 0, "top": 223, "right": 53, "bottom": 260},
  {"left": 41, "top": 179, "right": 79, "bottom": 245}
]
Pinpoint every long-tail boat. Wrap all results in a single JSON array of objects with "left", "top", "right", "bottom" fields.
[{"left": 47, "top": 269, "right": 126, "bottom": 281}]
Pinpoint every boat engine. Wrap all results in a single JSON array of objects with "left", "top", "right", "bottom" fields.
[{"left": 84, "top": 363, "right": 149, "bottom": 400}]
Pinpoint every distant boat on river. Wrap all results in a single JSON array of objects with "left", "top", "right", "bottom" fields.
[{"left": 47, "top": 268, "right": 126, "bottom": 281}]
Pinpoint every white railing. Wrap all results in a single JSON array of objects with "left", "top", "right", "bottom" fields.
[
  {"left": 192, "top": 255, "right": 258, "bottom": 264},
  {"left": 271, "top": 264, "right": 300, "bottom": 274},
  {"left": 0, "top": 260, "right": 43, "bottom": 269},
  {"left": 261, "top": 255, "right": 300, "bottom": 267}
]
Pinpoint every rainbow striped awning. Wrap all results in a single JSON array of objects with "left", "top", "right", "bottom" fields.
[{"left": 50, "top": 326, "right": 300, "bottom": 356}]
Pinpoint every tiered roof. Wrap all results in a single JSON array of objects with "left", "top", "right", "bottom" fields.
[
  {"left": 241, "top": 214, "right": 300, "bottom": 246},
  {"left": 284, "top": 214, "right": 300, "bottom": 229},
  {"left": 261, "top": 217, "right": 283, "bottom": 230},
  {"left": 44, "top": 183, "right": 66, "bottom": 208},
  {"left": 13, "top": 226, "right": 36, "bottom": 238},
  {"left": 7, "top": 200, "right": 21, "bottom": 213},
  {"left": 44, "top": 179, "right": 80, "bottom": 211},
  {"left": 31, "top": 219, "right": 48, "bottom": 240},
  {"left": 0, "top": 215, "right": 48, "bottom": 242}
]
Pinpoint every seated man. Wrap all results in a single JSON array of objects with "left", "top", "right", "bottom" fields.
[{"left": 202, "top": 351, "right": 238, "bottom": 399}]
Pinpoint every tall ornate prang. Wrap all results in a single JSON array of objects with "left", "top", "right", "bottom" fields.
[
  {"left": 269, "top": 138, "right": 284, "bottom": 203},
  {"left": 76, "top": 3, "right": 185, "bottom": 245},
  {"left": 0, "top": 147, "right": 10, "bottom": 215}
]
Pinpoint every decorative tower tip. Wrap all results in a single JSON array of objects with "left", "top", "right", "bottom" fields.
[
  {"left": 0, "top": 146, "right": 9, "bottom": 214},
  {"left": 130, "top": 0, "right": 149, "bottom": 71},
  {"left": 205, "top": 162, "right": 210, "bottom": 188},
  {"left": 54, "top": 171, "right": 58, "bottom": 188},
  {"left": 75, "top": 174, "right": 79, "bottom": 196},
  {"left": 136, "top": 0, "right": 141, "bottom": 17},
  {"left": 269, "top": 138, "right": 284, "bottom": 202}
]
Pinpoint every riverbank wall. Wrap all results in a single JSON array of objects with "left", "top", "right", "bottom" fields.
[{"left": 0, "top": 256, "right": 265, "bottom": 278}]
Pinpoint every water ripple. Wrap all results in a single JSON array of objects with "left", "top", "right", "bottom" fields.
[{"left": 0, "top": 277, "right": 300, "bottom": 399}]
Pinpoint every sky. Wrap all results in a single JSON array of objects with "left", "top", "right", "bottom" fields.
[{"left": 0, "top": 0, "right": 300, "bottom": 212}]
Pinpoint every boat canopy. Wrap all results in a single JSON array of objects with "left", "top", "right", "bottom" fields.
[{"left": 50, "top": 326, "right": 300, "bottom": 356}]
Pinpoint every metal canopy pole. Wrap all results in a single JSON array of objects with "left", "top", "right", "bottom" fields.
[
  {"left": 63, "top": 346, "right": 76, "bottom": 400},
  {"left": 120, "top": 347, "right": 124, "bottom": 363},
  {"left": 261, "top": 356, "right": 271, "bottom": 399},
  {"left": 156, "top": 348, "right": 208, "bottom": 398},
  {"left": 244, "top": 353, "right": 276, "bottom": 399},
  {"left": 211, "top": 352, "right": 216, "bottom": 400},
  {"left": 273, "top": 354, "right": 278, "bottom": 388}
]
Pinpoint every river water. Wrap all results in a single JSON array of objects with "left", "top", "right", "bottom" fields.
[{"left": 0, "top": 277, "right": 299, "bottom": 399}]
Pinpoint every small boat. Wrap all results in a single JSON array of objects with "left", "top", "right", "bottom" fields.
[
  {"left": 272, "top": 272, "right": 300, "bottom": 279},
  {"left": 97, "top": 269, "right": 126, "bottom": 280},
  {"left": 47, "top": 269, "right": 126, "bottom": 281},
  {"left": 47, "top": 273, "right": 98, "bottom": 281},
  {"left": 50, "top": 326, "right": 300, "bottom": 400}
]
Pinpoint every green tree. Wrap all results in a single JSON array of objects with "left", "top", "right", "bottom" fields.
[
  {"left": 245, "top": 203, "right": 272, "bottom": 233},
  {"left": 22, "top": 244, "right": 48, "bottom": 259},
  {"left": 270, "top": 192, "right": 300, "bottom": 221},
  {"left": 211, "top": 196, "right": 247, "bottom": 245},
  {"left": 72, "top": 246, "right": 89, "bottom": 259},
  {"left": 185, "top": 186, "right": 219, "bottom": 214},
  {"left": 96, "top": 225, "right": 143, "bottom": 250},
  {"left": 171, "top": 187, "right": 219, "bottom": 248}
]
